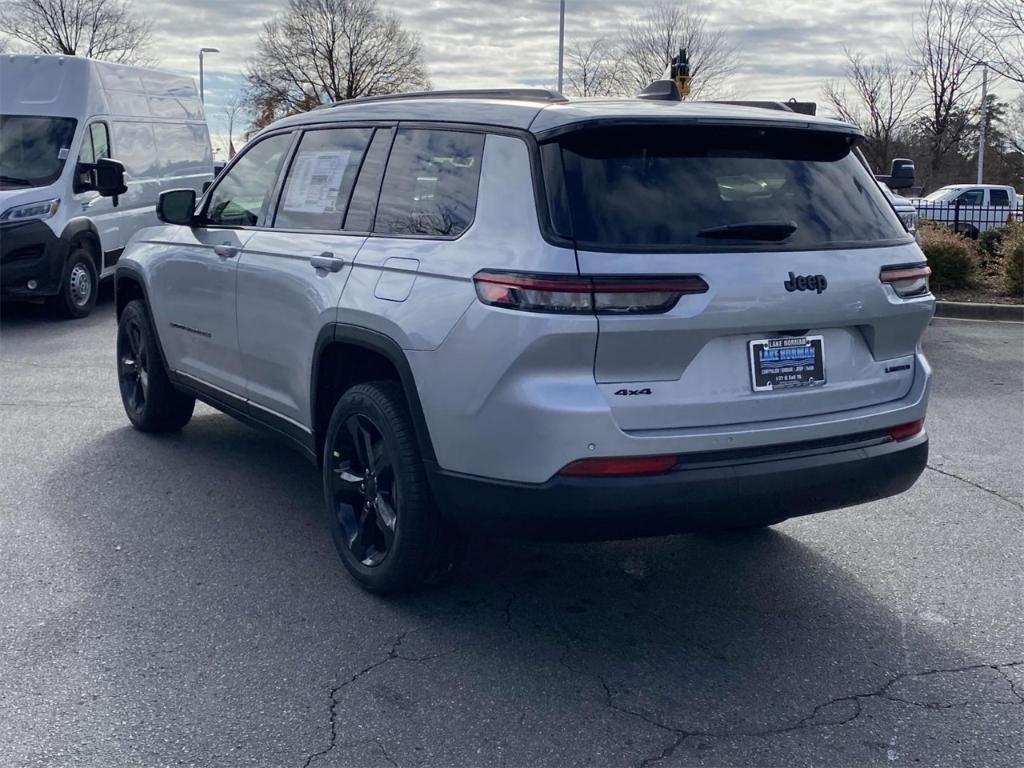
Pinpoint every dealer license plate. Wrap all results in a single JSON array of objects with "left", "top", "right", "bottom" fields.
[{"left": 749, "top": 335, "right": 826, "bottom": 392}]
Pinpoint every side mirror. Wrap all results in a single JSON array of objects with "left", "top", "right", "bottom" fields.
[
  {"left": 156, "top": 189, "right": 197, "bottom": 226},
  {"left": 95, "top": 158, "right": 128, "bottom": 200},
  {"left": 887, "top": 158, "right": 915, "bottom": 191}
]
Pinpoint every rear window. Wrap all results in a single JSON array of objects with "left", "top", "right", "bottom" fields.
[
  {"left": 990, "top": 189, "right": 1010, "bottom": 207},
  {"left": 545, "top": 124, "right": 908, "bottom": 251}
]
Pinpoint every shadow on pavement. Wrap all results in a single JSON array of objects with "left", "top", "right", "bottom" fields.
[{"left": 26, "top": 410, "right": 1016, "bottom": 767}]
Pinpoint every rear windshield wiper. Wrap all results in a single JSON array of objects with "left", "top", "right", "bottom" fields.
[{"left": 697, "top": 220, "right": 798, "bottom": 241}]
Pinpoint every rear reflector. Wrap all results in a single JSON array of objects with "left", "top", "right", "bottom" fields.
[
  {"left": 474, "top": 271, "right": 708, "bottom": 315},
  {"left": 888, "top": 419, "right": 924, "bottom": 441},
  {"left": 880, "top": 263, "right": 931, "bottom": 298},
  {"left": 560, "top": 454, "right": 678, "bottom": 477}
]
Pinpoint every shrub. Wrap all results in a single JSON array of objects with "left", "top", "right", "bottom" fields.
[
  {"left": 1001, "top": 226, "right": 1024, "bottom": 298},
  {"left": 978, "top": 225, "right": 1008, "bottom": 266},
  {"left": 917, "top": 221, "right": 979, "bottom": 290}
]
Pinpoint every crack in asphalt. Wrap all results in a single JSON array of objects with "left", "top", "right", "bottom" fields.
[
  {"left": 926, "top": 464, "right": 1023, "bottom": 510},
  {"left": 595, "top": 660, "right": 1024, "bottom": 768},
  {"left": 301, "top": 630, "right": 454, "bottom": 768}
]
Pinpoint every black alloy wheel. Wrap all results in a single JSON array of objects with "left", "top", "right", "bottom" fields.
[
  {"left": 321, "top": 381, "right": 455, "bottom": 593},
  {"left": 118, "top": 312, "right": 150, "bottom": 419},
  {"left": 329, "top": 412, "right": 399, "bottom": 567}
]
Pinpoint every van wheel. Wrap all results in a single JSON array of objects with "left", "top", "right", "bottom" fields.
[
  {"left": 117, "top": 299, "right": 195, "bottom": 432},
  {"left": 322, "top": 381, "right": 453, "bottom": 594},
  {"left": 50, "top": 245, "right": 98, "bottom": 319}
]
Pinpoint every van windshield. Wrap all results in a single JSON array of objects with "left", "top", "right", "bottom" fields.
[
  {"left": 0, "top": 115, "right": 78, "bottom": 188},
  {"left": 543, "top": 124, "right": 908, "bottom": 251}
]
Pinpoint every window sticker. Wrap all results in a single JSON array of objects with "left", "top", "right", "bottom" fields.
[
  {"left": 282, "top": 150, "right": 352, "bottom": 214},
  {"left": 58, "top": 147, "right": 70, "bottom": 160}
]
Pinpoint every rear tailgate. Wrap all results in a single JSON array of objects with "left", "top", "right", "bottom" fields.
[
  {"left": 579, "top": 245, "right": 932, "bottom": 431},
  {"left": 544, "top": 121, "right": 933, "bottom": 433}
]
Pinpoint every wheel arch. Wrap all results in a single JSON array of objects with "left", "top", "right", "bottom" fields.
[
  {"left": 312, "top": 324, "right": 437, "bottom": 467},
  {"left": 60, "top": 218, "right": 103, "bottom": 274}
]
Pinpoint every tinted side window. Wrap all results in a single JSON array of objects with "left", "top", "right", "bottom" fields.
[
  {"left": 957, "top": 189, "right": 984, "bottom": 206},
  {"left": 274, "top": 128, "right": 371, "bottom": 231},
  {"left": 990, "top": 189, "right": 1010, "bottom": 206},
  {"left": 206, "top": 133, "right": 292, "bottom": 227},
  {"left": 375, "top": 128, "right": 485, "bottom": 237}
]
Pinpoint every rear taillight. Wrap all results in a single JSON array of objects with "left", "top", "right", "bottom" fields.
[
  {"left": 473, "top": 271, "right": 708, "bottom": 315},
  {"left": 560, "top": 454, "right": 678, "bottom": 476},
  {"left": 888, "top": 419, "right": 924, "bottom": 441},
  {"left": 880, "top": 263, "right": 931, "bottom": 298}
]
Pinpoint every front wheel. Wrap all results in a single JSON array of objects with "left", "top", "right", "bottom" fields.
[
  {"left": 50, "top": 246, "right": 98, "bottom": 319},
  {"left": 322, "top": 381, "right": 453, "bottom": 594},
  {"left": 117, "top": 300, "right": 195, "bottom": 432}
]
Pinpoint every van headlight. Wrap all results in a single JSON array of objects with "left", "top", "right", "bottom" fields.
[{"left": 0, "top": 199, "right": 61, "bottom": 223}]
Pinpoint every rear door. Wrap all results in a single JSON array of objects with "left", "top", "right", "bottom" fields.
[
  {"left": 235, "top": 125, "right": 386, "bottom": 430},
  {"left": 544, "top": 123, "right": 932, "bottom": 432}
]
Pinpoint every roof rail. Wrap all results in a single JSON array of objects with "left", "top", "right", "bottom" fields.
[
  {"left": 316, "top": 89, "right": 569, "bottom": 110},
  {"left": 709, "top": 100, "right": 818, "bottom": 116}
]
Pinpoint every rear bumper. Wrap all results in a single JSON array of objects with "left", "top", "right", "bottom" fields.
[
  {"left": 0, "top": 219, "right": 66, "bottom": 297},
  {"left": 429, "top": 431, "right": 928, "bottom": 540}
]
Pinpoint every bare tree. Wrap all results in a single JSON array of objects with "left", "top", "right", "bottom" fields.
[
  {"left": 222, "top": 92, "right": 248, "bottom": 157},
  {"left": 0, "top": 0, "right": 152, "bottom": 64},
  {"left": 620, "top": 2, "right": 738, "bottom": 98},
  {"left": 974, "top": 0, "right": 1024, "bottom": 84},
  {"left": 564, "top": 38, "right": 630, "bottom": 97},
  {"left": 913, "top": 0, "right": 989, "bottom": 182},
  {"left": 822, "top": 49, "right": 920, "bottom": 170},
  {"left": 245, "top": 0, "right": 430, "bottom": 130}
]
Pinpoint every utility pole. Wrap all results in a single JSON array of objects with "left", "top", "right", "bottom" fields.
[
  {"left": 557, "top": 0, "right": 565, "bottom": 93},
  {"left": 977, "top": 61, "right": 988, "bottom": 184}
]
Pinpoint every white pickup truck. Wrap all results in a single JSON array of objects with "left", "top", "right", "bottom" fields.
[{"left": 911, "top": 184, "right": 1022, "bottom": 238}]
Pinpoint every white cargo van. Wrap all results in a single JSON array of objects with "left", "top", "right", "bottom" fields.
[{"left": 0, "top": 55, "right": 214, "bottom": 317}]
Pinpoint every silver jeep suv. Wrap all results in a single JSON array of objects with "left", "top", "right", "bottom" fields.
[{"left": 114, "top": 89, "right": 933, "bottom": 593}]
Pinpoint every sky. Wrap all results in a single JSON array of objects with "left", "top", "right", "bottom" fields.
[{"left": 136, "top": 0, "right": 1011, "bottom": 156}]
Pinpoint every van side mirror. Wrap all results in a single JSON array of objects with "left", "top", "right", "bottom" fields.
[
  {"left": 95, "top": 158, "right": 128, "bottom": 200},
  {"left": 887, "top": 159, "right": 915, "bottom": 191},
  {"left": 157, "top": 189, "right": 197, "bottom": 226}
]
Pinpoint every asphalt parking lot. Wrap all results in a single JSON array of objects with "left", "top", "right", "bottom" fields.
[{"left": 1, "top": 291, "right": 1021, "bottom": 768}]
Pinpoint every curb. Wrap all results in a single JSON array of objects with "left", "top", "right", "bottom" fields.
[{"left": 934, "top": 301, "right": 1024, "bottom": 323}]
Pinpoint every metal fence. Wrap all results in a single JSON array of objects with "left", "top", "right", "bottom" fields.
[{"left": 913, "top": 201, "right": 1023, "bottom": 238}]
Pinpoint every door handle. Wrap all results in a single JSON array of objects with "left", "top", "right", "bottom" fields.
[
  {"left": 309, "top": 252, "right": 346, "bottom": 273},
  {"left": 214, "top": 244, "right": 239, "bottom": 258}
]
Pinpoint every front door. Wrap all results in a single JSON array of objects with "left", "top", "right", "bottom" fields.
[{"left": 149, "top": 131, "right": 294, "bottom": 398}]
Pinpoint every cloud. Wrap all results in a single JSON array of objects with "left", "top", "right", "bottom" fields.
[{"left": 116, "top": 0, "right": 1006, "bottom": 142}]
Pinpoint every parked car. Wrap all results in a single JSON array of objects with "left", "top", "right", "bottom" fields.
[
  {"left": 911, "top": 184, "right": 1022, "bottom": 238},
  {"left": 114, "top": 88, "right": 933, "bottom": 593},
  {"left": 0, "top": 55, "right": 214, "bottom": 317}
]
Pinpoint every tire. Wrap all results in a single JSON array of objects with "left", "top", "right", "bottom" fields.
[
  {"left": 322, "top": 381, "right": 453, "bottom": 594},
  {"left": 116, "top": 299, "right": 195, "bottom": 432},
  {"left": 50, "top": 244, "right": 98, "bottom": 319}
]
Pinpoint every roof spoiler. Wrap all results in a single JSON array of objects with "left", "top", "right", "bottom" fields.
[{"left": 711, "top": 100, "right": 818, "bottom": 116}]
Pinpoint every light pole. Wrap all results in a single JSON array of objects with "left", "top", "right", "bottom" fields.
[
  {"left": 977, "top": 61, "right": 988, "bottom": 185},
  {"left": 556, "top": 0, "right": 565, "bottom": 93},
  {"left": 198, "top": 47, "right": 220, "bottom": 103}
]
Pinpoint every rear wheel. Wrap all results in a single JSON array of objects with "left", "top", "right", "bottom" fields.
[
  {"left": 50, "top": 245, "right": 98, "bottom": 319},
  {"left": 322, "top": 381, "right": 453, "bottom": 594},
  {"left": 116, "top": 300, "right": 195, "bottom": 432}
]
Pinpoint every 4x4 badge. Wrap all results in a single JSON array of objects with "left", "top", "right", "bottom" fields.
[{"left": 784, "top": 272, "right": 828, "bottom": 294}]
